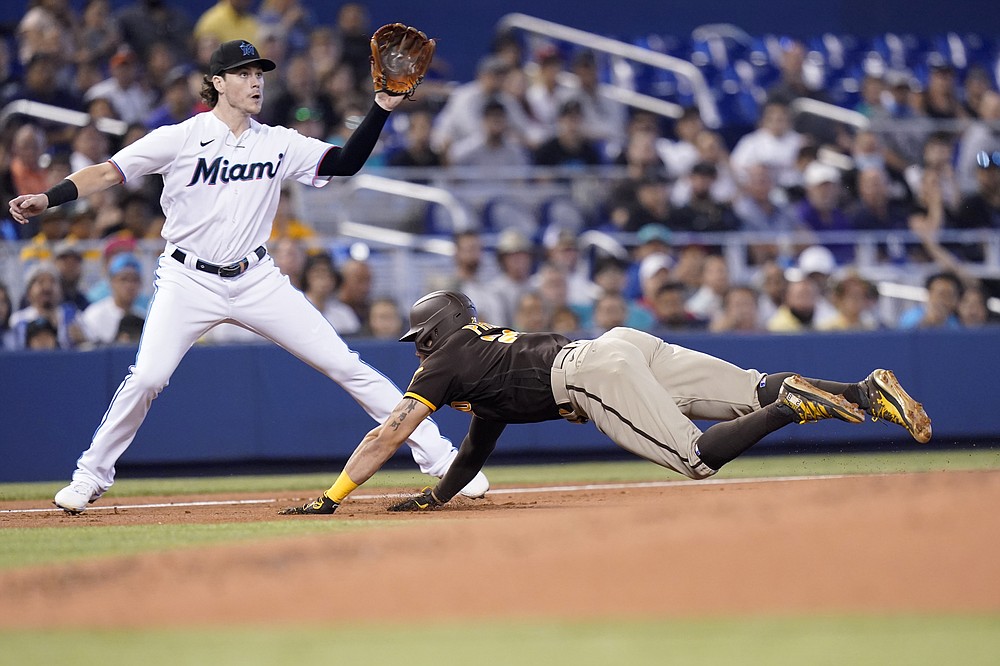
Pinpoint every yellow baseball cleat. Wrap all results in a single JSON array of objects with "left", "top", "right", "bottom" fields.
[
  {"left": 864, "top": 369, "right": 932, "bottom": 443},
  {"left": 780, "top": 374, "right": 865, "bottom": 424}
]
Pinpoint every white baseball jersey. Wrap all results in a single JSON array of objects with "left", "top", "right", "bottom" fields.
[{"left": 110, "top": 113, "right": 333, "bottom": 264}]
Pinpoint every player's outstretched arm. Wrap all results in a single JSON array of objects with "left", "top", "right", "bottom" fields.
[
  {"left": 280, "top": 397, "right": 432, "bottom": 515},
  {"left": 8, "top": 162, "right": 123, "bottom": 223}
]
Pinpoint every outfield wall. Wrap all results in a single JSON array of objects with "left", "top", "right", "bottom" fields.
[{"left": 1, "top": 328, "right": 996, "bottom": 482}]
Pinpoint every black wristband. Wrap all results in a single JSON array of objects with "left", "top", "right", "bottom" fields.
[{"left": 44, "top": 179, "right": 79, "bottom": 209}]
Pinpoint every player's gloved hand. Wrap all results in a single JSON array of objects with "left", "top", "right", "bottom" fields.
[
  {"left": 279, "top": 493, "right": 339, "bottom": 515},
  {"left": 388, "top": 486, "right": 443, "bottom": 512}
]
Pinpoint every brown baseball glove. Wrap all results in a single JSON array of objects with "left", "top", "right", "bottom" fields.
[{"left": 369, "top": 23, "right": 436, "bottom": 98}]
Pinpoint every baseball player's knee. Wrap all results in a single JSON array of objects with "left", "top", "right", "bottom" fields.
[{"left": 128, "top": 366, "right": 171, "bottom": 397}]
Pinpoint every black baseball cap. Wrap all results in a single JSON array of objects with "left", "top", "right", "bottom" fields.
[{"left": 209, "top": 40, "right": 276, "bottom": 77}]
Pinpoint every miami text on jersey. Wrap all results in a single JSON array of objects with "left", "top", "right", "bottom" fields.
[{"left": 186, "top": 154, "right": 284, "bottom": 186}]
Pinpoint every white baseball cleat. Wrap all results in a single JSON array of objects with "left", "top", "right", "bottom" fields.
[
  {"left": 457, "top": 470, "right": 490, "bottom": 499},
  {"left": 436, "top": 448, "right": 490, "bottom": 499},
  {"left": 53, "top": 479, "right": 104, "bottom": 514}
]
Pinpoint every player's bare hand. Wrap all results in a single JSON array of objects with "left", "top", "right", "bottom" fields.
[
  {"left": 374, "top": 92, "right": 407, "bottom": 111},
  {"left": 8, "top": 194, "right": 48, "bottom": 223}
]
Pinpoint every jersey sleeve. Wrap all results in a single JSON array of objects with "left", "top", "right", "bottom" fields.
[
  {"left": 109, "top": 124, "right": 186, "bottom": 182},
  {"left": 275, "top": 127, "right": 336, "bottom": 188},
  {"left": 403, "top": 359, "right": 455, "bottom": 412}
]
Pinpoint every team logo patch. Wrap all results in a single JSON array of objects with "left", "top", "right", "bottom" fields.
[{"left": 240, "top": 42, "right": 256, "bottom": 57}]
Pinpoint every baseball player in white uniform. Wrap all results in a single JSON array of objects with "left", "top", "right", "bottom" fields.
[{"left": 9, "top": 39, "right": 488, "bottom": 513}]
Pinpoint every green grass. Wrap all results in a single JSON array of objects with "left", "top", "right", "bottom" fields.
[
  {"left": 0, "top": 520, "right": 399, "bottom": 570},
  {"left": 2, "top": 449, "right": 998, "bottom": 502},
  {"left": 2, "top": 614, "right": 999, "bottom": 666}
]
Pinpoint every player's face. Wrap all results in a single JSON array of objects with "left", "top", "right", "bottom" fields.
[{"left": 218, "top": 66, "right": 265, "bottom": 114}]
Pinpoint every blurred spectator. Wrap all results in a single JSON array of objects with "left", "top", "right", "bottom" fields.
[
  {"left": 670, "top": 244, "right": 709, "bottom": 296},
  {"left": 1, "top": 52, "right": 81, "bottom": 115},
  {"left": 76, "top": 0, "right": 121, "bottom": 63},
  {"left": 847, "top": 167, "right": 910, "bottom": 230},
  {"left": 433, "top": 55, "right": 533, "bottom": 157},
  {"left": 114, "top": 312, "right": 145, "bottom": 345},
  {"left": 607, "top": 173, "right": 675, "bottom": 232},
  {"left": 961, "top": 66, "right": 994, "bottom": 119},
  {"left": 0, "top": 282, "right": 14, "bottom": 350},
  {"left": 9, "top": 262, "right": 80, "bottom": 349},
  {"left": 658, "top": 106, "right": 703, "bottom": 180},
  {"left": 556, "top": 50, "right": 627, "bottom": 149},
  {"left": 754, "top": 259, "right": 788, "bottom": 327},
  {"left": 795, "top": 161, "right": 853, "bottom": 262},
  {"left": 904, "top": 132, "right": 961, "bottom": 213},
  {"left": 551, "top": 305, "right": 582, "bottom": 336},
  {"left": 19, "top": 208, "right": 69, "bottom": 263},
  {"left": 671, "top": 161, "right": 740, "bottom": 232},
  {"left": 766, "top": 276, "right": 821, "bottom": 332},
  {"left": 636, "top": 251, "right": 674, "bottom": 312},
  {"left": 954, "top": 151, "right": 1000, "bottom": 232},
  {"left": 337, "top": 257, "right": 373, "bottom": 327},
  {"left": 116, "top": 0, "right": 193, "bottom": 62},
  {"left": 591, "top": 256, "right": 654, "bottom": 331},
  {"left": 685, "top": 253, "right": 730, "bottom": 321},
  {"left": 897, "top": 271, "right": 963, "bottom": 329},
  {"left": 855, "top": 73, "right": 889, "bottom": 119},
  {"left": 513, "top": 291, "right": 548, "bottom": 332},
  {"left": 733, "top": 163, "right": 800, "bottom": 264},
  {"left": 300, "top": 252, "right": 360, "bottom": 334},
  {"left": 502, "top": 64, "right": 549, "bottom": 149},
  {"left": 532, "top": 99, "right": 602, "bottom": 168},
  {"left": 956, "top": 91, "right": 1000, "bottom": 194},
  {"left": 921, "top": 59, "right": 966, "bottom": 120},
  {"left": 52, "top": 240, "right": 90, "bottom": 311},
  {"left": 17, "top": 0, "right": 77, "bottom": 65},
  {"left": 257, "top": 0, "right": 312, "bottom": 56},
  {"left": 270, "top": 236, "right": 307, "bottom": 290},
  {"left": 84, "top": 48, "right": 157, "bottom": 125},
  {"left": 622, "top": 223, "right": 672, "bottom": 299},
  {"left": 145, "top": 67, "right": 199, "bottom": 129},
  {"left": 9, "top": 124, "right": 49, "bottom": 204},
  {"left": 816, "top": 273, "right": 880, "bottom": 331},
  {"left": 537, "top": 227, "right": 600, "bottom": 308},
  {"left": 76, "top": 252, "right": 146, "bottom": 347},
  {"left": 262, "top": 52, "right": 323, "bottom": 129},
  {"left": 388, "top": 108, "right": 443, "bottom": 168},
  {"left": 24, "top": 317, "right": 59, "bottom": 350},
  {"left": 429, "top": 230, "right": 505, "bottom": 323},
  {"left": 789, "top": 244, "right": 839, "bottom": 321},
  {"left": 587, "top": 291, "right": 630, "bottom": 336},
  {"left": 766, "top": 38, "right": 827, "bottom": 105},
  {"left": 708, "top": 285, "right": 763, "bottom": 333},
  {"left": 525, "top": 47, "right": 570, "bottom": 134},
  {"left": 366, "top": 297, "right": 403, "bottom": 339},
  {"left": 332, "top": 3, "right": 372, "bottom": 92},
  {"left": 730, "top": 98, "right": 805, "bottom": 188},
  {"left": 957, "top": 283, "right": 996, "bottom": 327},
  {"left": 69, "top": 123, "right": 110, "bottom": 173},
  {"left": 671, "top": 129, "right": 737, "bottom": 205},
  {"left": 447, "top": 97, "right": 530, "bottom": 169},
  {"left": 650, "top": 281, "right": 706, "bottom": 333},
  {"left": 194, "top": 0, "right": 261, "bottom": 45},
  {"left": 488, "top": 229, "right": 536, "bottom": 324}
]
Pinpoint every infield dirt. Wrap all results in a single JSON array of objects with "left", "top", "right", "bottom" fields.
[{"left": 1, "top": 470, "right": 998, "bottom": 628}]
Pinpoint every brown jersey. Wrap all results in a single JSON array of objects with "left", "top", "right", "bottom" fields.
[{"left": 403, "top": 323, "right": 570, "bottom": 423}]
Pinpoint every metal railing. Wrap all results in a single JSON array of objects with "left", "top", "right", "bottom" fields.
[
  {"left": 496, "top": 13, "right": 721, "bottom": 128},
  {"left": 0, "top": 99, "right": 128, "bottom": 136}
]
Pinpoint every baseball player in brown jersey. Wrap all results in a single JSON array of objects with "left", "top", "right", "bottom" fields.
[{"left": 282, "top": 290, "right": 931, "bottom": 514}]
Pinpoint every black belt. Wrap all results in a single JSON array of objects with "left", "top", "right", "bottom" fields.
[{"left": 171, "top": 246, "right": 266, "bottom": 278}]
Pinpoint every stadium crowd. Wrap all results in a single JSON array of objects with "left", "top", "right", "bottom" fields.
[{"left": 0, "top": 0, "right": 998, "bottom": 351}]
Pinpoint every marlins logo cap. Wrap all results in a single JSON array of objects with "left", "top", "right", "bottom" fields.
[{"left": 209, "top": 40, "right": 276, "bottom": 77}]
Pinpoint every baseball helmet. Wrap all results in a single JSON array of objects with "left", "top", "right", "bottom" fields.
[{"left": 400, "top": 290, "right": 477, "bottom": 355}]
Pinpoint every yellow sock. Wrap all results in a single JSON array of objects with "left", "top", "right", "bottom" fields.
[{"left": 325, "top": 471, "right": 359, "bottom": 503}]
